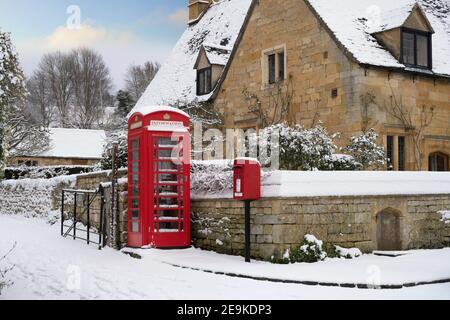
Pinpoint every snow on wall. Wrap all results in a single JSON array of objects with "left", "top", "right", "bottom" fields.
[
  {"left": 307, "top": 0, "right": 450, "bottom": 77},
  {"left": 131, "top": 0, "right": 253, "bottom": 113},
  {"left": 193, "top": 170, "right": 450, "bottom": 199},
  {"left": 0, "top": 176, "right": 76, "bottom": 218}
]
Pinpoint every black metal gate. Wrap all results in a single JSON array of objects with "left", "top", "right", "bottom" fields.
[{"left": 61, "top": 185, "right": 107, "bottom": 250}]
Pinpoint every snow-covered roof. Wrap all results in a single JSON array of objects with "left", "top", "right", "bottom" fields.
[
  {"left": 202, "top": 44, "right": 232, "bottom": 66},
  {"left": 28, "top": 128, "right": 106, "bottom": 160},
  {"left": 371, "top": 3, "right": 434, "bottom": 33},
  {"left": 307, "top": 0, "right": 450, "bottom": 77},
  {"left": 131, "top": 0, "right": 253, "bottom": 114}
]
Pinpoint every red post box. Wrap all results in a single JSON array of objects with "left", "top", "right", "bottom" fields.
[
  {"left": 233, "top": 157, "right": 261, "bottom": 263},
  {"left": 127, "top": 106, "right": 191, "bottom": 249},
  {"left": 233, "top": 158, "right": 261, "bottom": 201}
]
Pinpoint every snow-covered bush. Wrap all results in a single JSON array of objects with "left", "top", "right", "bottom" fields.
[
  {"left": 345, "top": 129, "right": 386, "bottom": 170},
  {"left": 0, "top": 243, "right": 16, "bottom": 296},
  {"left": 259, "top": 123, "right": 340, "bottom": 171},
  {"left": 4, "top": 165, "right": 93, "bottom": 180},
  {"left": 274, "top": 235, "right": 362, "bottom": 264},
  {"left": 191, "top": 160, "right": 233, "bottom": 195},
  {"left": 335, "top": 246, "right": 363, "bottom": 259},
  {"left": 287, "top": 235, "right": 329, "bottom": 263},
  {"left": 328, "top": 154, "right": 362, "bottom": 171},
  {"left": 100, "top": 126, "right": 128, "bottom": 170},
  {"left": 438, "top": 210, "right": 450, "bottom": 224}
]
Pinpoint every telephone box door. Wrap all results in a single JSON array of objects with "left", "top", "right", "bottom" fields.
[{"left": 150, "top": 132, "right": 190, "bottom": 248}]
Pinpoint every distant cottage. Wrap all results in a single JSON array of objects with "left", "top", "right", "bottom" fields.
[
  {"left": 132, "top": 0, "right": 450, "bottom": 172},
  {"left": 8, "top": 128, "right": 106, "bottom": 167}
]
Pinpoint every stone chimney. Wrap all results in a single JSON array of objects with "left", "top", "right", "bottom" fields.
[{"left": 188, "top": 0, "right": 212, "bottom": 24}]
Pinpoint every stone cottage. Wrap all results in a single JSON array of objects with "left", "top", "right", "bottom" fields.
[
  {"left": 8, "top": 128, "right": 106, "bottom": 167},
  {"left": 132, "top": 0, "right": 450, "bottom": 172}
]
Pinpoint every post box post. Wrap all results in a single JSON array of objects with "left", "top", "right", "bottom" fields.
[
  {"left": 244, "top": 200, "right": 251, "bottom": 263},
  {"left": 233, "top": 158, "right": 261, "bottom": 263}
]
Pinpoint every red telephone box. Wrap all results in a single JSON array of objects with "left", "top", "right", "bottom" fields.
[{"left": 128, "top": 106, "right": 191, "bottom": 248}]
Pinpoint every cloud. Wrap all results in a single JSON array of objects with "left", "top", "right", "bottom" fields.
[
  {"left": 17, "top": 24, "right": 173, "bottom": 89},
  {"left": 168, "top": 8, "right": 188, "bottom": 25}
]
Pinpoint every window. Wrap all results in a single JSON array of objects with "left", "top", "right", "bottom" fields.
[
  {"left": 398, "top": 136, "right": 405, "bottom": 171},
  {"left": 387, "top": 136, "right": 394, "bottom": 170},
  {"left": 264, "top": 46, "right": 286, "bottom": 85},
  {"left": 401, "top": 29, "right": 432, "bottom": 69},
  {"left": 429, "top": 152, "right": 449, "bottom": 172},
  {"left": 268, "top": 54, "right": 276, "bottom": 84},
  {"left": 278, "top": 51, "right": 285, "bottom": 81},
  {"left": 197, "top": 67, "right": 212, "bottom": 96}
]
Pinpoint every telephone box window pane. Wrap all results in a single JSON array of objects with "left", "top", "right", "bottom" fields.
[
  {"left": 132, "top": 140, "right": 139, "bottom": 150},
  {"left": 132, "top": 162, "right": 139, "bottom": 173},
  {"left": 158, "top": 137, "right": 177, "bottom": 146},
  {"left": 132, "top": 199, "right": 139, "bottom": 208},
  {"left": 132, "top": 186, "right": 139, "bottom": 196},
  {"left": 417, "top": 34, "right": 429, "bottom": 67},
  {"left": 132, "top": 210, "right": 139, "bottom": 219},
  {"left": 132, "top": 222, "right": 139, "bottom": 233},
  {"left": 402, "top": 32, "right": 415, "bottom": 65},
  {"left": 132, "top": 151, "right": 139, "bottom": 161},
  {"left": 158, "top": 149, "right": 173, "bottom": 158}
]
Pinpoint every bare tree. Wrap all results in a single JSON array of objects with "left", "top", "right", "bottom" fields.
[
  {"left": 4, "top": 103, "right": 50, "bottom": 157},
  {"left": 125, "top": 61, "right": 160, "bottom": 101},
  {"left": 26, "top": 71, "right": 55, "bottom": 127},
  {"left": 37, "top": 52, "right": 73, "bottom": 127},
  {"left": 69, "top": 48, "right": 113, "bottom": 129},
  {"left": 382, "top": 83, "right": 435, "bottom": 170}
]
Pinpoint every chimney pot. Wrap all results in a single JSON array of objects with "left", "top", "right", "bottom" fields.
[{"left": 188, "top": 0, "right": 212, "bottom": 24}]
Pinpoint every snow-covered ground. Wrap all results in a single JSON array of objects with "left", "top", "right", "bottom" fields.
[{"left": 1, "top": 215, "right": 450, "bottom": 300}]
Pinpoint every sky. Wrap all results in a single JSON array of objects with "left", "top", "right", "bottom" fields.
[{"left": 0, "top": 0, "right": 187, "bottom": 89}]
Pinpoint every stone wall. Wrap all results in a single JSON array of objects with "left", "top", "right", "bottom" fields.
[
  {"left": 58, "top": 170, "right": 450, "bottom": 258},
  {"left": 191, "top": 195, "right": 450, "bottom": 260}
]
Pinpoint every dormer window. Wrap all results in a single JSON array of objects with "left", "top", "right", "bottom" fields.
[
  {"left": 197, "top": 67, "right": 212, "bottom": 95},
  {"left": 401, "top": 28, "right": 432, "bottom": 69}
]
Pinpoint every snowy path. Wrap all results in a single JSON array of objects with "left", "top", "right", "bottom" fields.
[
  {"left": 1, "top": 215, "right": 450, "bottom": 300},
  {"left": 131, "top": 247, "right": 450, "bottom": 287}
]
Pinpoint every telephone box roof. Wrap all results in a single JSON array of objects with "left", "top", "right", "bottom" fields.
[{"left": 130, "top": 105, "right": 190, "bottom": 119}]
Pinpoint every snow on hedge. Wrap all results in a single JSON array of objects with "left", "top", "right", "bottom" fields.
[{"left": 0, "top": 175, "right": 76, "bottom": 217}]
